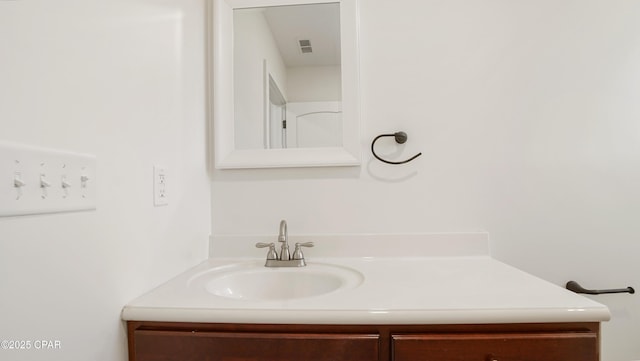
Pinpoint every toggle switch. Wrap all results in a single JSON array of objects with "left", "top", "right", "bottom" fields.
[
  {"left": 13, "top": 172, "right": 26, "bottom": 200},
  {"left": 40, "top": 174, "right": 51, "bottom": 188},
  {"left": 61, "top": 176, "right": 71, "bottom": 188},
  {"left": 80, "top": 174, "right": 89, "bottom": 188},
  {"left": 61, "top": 175, "right": 71, "bottom": 198},
  {"left": 40, "top": 174, "right": 51, "bottom": 199},
  {"left": 14, "top": 172, "right": 26, "bottom": 188}
]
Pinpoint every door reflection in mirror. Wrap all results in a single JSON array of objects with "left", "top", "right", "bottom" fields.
[
  {"left": 287, "top": 102, "right": 342, "bottom": 148},
  {"left": 267, "top": 74, "right": 287, "bottom": 149},
  {"left": 233, "top": 3, "right": 342, "bottom": 150}
]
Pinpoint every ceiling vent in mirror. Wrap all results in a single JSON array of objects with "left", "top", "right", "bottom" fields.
[{"left": 298, "top": 39, "right": 313, "bottom": 54}]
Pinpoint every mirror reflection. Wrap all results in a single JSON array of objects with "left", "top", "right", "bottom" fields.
[{"left": 233, "top": 3, "right": 342, "bottom": 150}]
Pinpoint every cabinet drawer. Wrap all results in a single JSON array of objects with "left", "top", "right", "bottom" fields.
[
  {"left": 392, "top": 332, "right": 598, "bottom": 361},
  {"left": 134, "top": 330, "right": 380, "bottom": 361}
]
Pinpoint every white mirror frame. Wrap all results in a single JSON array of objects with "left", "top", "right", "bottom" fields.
[{"left": 211, "top": 0, "right": 361, "bottom": 169}]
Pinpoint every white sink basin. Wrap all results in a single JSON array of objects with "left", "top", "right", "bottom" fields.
[{"left": 187, "top": 261, "right": 364, "bottom": 301}]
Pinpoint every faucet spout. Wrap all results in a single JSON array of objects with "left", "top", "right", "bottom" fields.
[
  {"left": 278, "top": 220, "right": 287, "bottom": 243},
  {"left": 278, "top": 220, "right": 290, "bottom": 260}
]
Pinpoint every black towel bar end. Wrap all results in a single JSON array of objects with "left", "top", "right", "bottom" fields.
[{"left": 566, "top": 280, "right": 635, "bottom": 295}]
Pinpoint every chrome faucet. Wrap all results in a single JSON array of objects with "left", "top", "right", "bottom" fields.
[
  {"left": 255, "top": 219, "right": 314, "bottom": 267},
  {"left": 278, "top": 219, "right": 290, "bottom": 260}
]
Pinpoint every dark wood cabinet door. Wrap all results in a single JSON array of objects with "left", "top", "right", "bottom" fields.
[
  {"left": 134, "top": 330, "right": 380, "bottom": 361},
  {"left": 392, "top": 332, "right": 598, "bottom": 361}
]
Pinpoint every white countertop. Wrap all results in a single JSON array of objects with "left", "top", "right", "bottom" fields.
[{"left": 122, "top": 233, "right": 610, "bottom": 325}]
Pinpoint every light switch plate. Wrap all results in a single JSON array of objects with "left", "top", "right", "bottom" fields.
[{"left": 0, "top": 141, "right": 97, "bottom": 216}]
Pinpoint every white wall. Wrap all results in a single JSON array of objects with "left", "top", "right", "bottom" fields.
[
  {"left": 211, "top": 1, "right": 640, "bottom": 360},
  {"left": 0, "top": 1, "right": 210, "bottom": 361},
  {"left": 287, "top": 65, "right": 342, "bottom": 102}
]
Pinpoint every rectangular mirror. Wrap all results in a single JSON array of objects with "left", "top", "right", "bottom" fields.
[{"left": 211, "top": 0, "right": 360, "bottom": 169}]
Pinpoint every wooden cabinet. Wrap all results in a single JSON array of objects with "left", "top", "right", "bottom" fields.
[
  {"left": 392, "top": 331, "right": 598, "bottom": 361},
  {"left": 127, "top": 322, "right": 600, "bottom": 361},
  {"left": 133, "top": 329, "right": 379, "bottom": 361}
]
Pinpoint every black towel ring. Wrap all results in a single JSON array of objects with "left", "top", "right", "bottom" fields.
[{"left": 371, "top": 131, "right": 422, "bottom": 165}]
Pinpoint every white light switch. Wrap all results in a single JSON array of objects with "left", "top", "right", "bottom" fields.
[
  {"left": 153, "top": 165, "right": 168, "bottom": 206},
  {"left": 13, "top": 172, "right": 26, "bottom": 200},
  {"left": 0, "top": 141, "right": 97, "bottom": 216}
]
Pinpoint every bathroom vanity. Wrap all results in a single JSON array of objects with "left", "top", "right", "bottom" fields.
[
  {"left": 128, "top": 321, "right": 599, "bottom": 361},
  {"left": 122, "top": 233, "right": 609, "bottom": 361}
]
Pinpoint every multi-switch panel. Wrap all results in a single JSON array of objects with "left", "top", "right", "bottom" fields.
[{"left": 0, "top": 141, "right": 96, "bottom": 216}]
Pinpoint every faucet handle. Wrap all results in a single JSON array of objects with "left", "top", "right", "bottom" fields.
[
  {"left": 255, "top": 242, "right": 278, "bottom": 260},
  {"left": 292, "top": 242, "right": 314, "bottom": 260}
]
